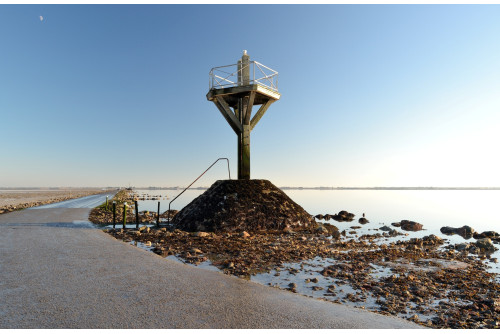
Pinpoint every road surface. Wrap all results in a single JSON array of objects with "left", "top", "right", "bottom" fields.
[
  {"left": 0, "top": 194, "right": 423, "bottom": 329},
  {"left": 29, "top": 192, "right": 116, "bottom": 209}
]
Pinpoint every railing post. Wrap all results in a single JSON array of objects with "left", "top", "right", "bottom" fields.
[
  {"left": 112, "top": 201, "right": 116, "bottom": 229},
  {"left": 123, "top": 202, "right": 127, "bottom": 229},
  {"left": 135, "top": 200, "right": 139, "bottom": 229},
  {"left": 253, "top": 61, "right": 255, "bottom": 85},
  {"left": 157, "top": 201, "right": 160, "bottom": 227}
]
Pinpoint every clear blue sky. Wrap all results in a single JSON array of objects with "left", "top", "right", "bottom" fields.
[{"left": 1, "top": 4, "right": 499, "bottom": 187}]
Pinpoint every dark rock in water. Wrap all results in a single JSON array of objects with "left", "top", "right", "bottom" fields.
[
  {"left": 332, "top": 210, "right": 355, "bottom": 222},
  {"left": 440, "top": 225, "right": 474, "bottom": 239},
  {"left": 324, "top": 214, "right": 332, "bottom": 221},
  {"left": 399, "top": 220, "right": 423, "bottom": 231},
  {"left": 474, "top": 231, "right": 500, "bottom": 240},
  {"left": 322, "top": 223, "right": 340, "bottom": 238},
  {"left": 455, "top": 243, "right": 470, "bottom": 251},
  {"left": 315, "top": 214, "right": 324, "bottom": 220},
  {"left": 172, "top": 179, "right": 322, "bottom": 234},
  {"left": 379, "top": 226, "right": 394, "bottom": 232},
  {"left": 358, "top": 217, "right": 369, "bottom": 224},
  {"left": 314, "top": 222, "right": 340, "bottom": 238},
  {"left": 475, "top": 238, "right": 497, "bottom": 253},
  {"left": 391, "top": 222, "right": 401, "bottom": 227}
]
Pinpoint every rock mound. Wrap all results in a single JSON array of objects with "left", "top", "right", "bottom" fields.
[{"left": 172, "top": 179, "right": 317, "bottom": 233}]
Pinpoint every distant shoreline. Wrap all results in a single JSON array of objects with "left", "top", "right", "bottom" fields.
[
  {"left": 133, "top": 186, "right": 500, "bottom": 191},
  {"left": 2, "top": 186, "right": 500, "bottom": 191}
]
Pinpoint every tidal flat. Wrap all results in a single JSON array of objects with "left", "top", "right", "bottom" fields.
[
  {"left": 103, "top": 225, "right": 499, "bottom": 329},
  {"left": 91, "top": 188, "right": 500, "bottom": 329}
]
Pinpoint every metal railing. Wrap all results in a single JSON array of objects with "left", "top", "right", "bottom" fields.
[
  {"left": 209, "top": 61, "right": 279, "bottom": 92},
  {"left": 166, "top": 158, "right": 231, "bottom": 223}
]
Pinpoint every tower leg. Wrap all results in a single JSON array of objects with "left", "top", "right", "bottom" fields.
[
  {"left": 238, "top": 96, "right": 251, "bottom": 180},
  {"left": 240, "top": 124, "right": 250, "bottom": 180},
  {"left": 237, "top": 131, "right": 243, "bottom": 179}
]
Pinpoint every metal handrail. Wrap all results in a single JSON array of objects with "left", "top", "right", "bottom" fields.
[
  {"left": 209, "top": 60, "right": 278, "bottom": 92},
  {"left": 166, "top": 158, "right": 231, "bottom": 223}
]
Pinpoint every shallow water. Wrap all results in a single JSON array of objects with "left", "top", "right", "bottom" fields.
[{"left": 133, "top": 188, "right": 500, "bottom": 239}]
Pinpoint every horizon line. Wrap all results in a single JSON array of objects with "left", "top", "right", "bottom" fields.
[{"left": 2, "top": 186, "right": 500, "bottom": 190}]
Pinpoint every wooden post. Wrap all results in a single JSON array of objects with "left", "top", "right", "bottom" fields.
[
  {"left": 240, "top": 124, "right": 250, "bottom": 180},
  {"left": 157, "top": 201, "right": 160, "bottom": 227},
  {"left": 123, "top": 202, "right": 127, "bottom": 229},
  {"left": 112, "top": 201, "right": 116, "bottom": 229},
  {"left": 241, "top": 50, "right": 250, "bottom": 85},
  {"left": 135, "top": 200, "right": 139, "bottom": 229}
]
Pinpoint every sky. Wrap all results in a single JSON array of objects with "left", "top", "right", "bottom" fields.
[{"left": 1, "top": 4, "right": 499, "bottom": 188}]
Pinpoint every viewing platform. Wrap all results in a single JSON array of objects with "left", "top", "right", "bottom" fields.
[{"left": 206, "top": 56, "right": 280, "bottom": 107}]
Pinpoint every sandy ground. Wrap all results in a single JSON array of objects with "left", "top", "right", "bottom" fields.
[{"left": 0, "top": 188, "right": 112, "bottom": 212}]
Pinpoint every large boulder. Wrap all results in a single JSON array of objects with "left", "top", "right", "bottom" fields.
[
  {"left": 474, "top": 231, "right": 500, "bottom": 240},
  {"left": 332, "top": 210, "right": 355, "bottom": 222},
  {"left": 358, "top": 217, "right": 369, "bottom": 224},
  {"left": 172, "top": 179, "right": 321, "bottom": 234},
  {"left": 399, "top": 220, "right": 423, "bottom": 231},
  {"left": 475, "top": 238, "right": 497, "bottom": 253},
  {"left": 440, "top": 225, "right": 475, "bottom": 239}
]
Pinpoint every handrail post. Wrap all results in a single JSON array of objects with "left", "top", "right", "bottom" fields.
[
  {"left": 135, "top": 200, "right": 139, "bottom": 229},
  {"left": 157, "top": 201, "right": 160, "bottom": 227}
]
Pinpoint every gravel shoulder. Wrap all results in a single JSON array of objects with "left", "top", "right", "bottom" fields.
[{"left": 0, "top": 205, "right": 422, "bottom": 329}]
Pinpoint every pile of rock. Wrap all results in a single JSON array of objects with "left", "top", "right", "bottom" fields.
[{"left": 172, "top": 179, "right": 323, "bottom": 233}]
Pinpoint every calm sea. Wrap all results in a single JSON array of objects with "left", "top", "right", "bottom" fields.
[{"left": 134, "top": 189, "right": 498, "bottom": 232}]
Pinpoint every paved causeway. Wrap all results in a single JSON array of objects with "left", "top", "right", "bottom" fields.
[{"left": 0, "top": 194, "right": 422, "bottom": 328}]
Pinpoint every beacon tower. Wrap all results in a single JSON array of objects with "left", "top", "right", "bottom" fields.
[{"left": 207, "top": 51, "right": 280, "bottom": 180}]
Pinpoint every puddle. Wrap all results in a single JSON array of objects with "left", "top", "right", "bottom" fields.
[
  {"left": 380, "top": 258, "right": 470, "bottom": 273},
  {"left": 251, "top": 256, "right": 379, "bottom": 309},
  {"left": 5, "top": 220, "right": 96, "bottom": 229}
]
